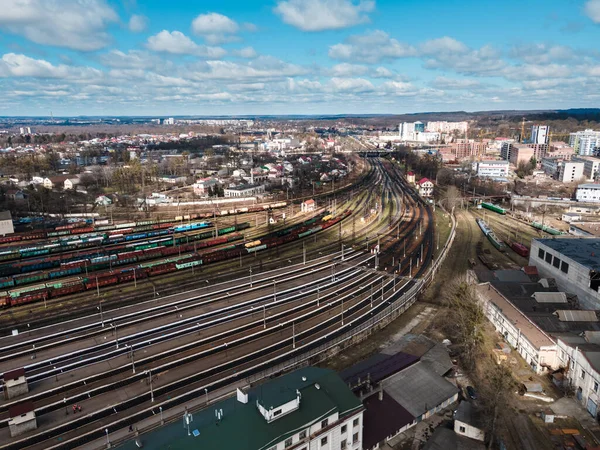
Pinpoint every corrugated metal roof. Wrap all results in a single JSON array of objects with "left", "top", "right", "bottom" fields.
[
  {"left": 532, "top": 292, "right": 567, "bottom": 303},
  {"left": 556, "top": 310, "right": 598, "bottom": 322}
]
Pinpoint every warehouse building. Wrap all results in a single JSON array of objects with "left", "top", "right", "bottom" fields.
[
  {"left": 0, "top": 211, "right": 13, "bottom": 236},
  {"left": 529, "top": 238, "right": 600, "bottom": 310}
]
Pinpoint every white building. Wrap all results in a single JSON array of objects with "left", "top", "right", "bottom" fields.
[
  {"left": 572, "top": 156, "right": 600, "bottom": 181},
  {"left": 0, "top": 211, "right": 14, "bottom": 236},
  {"left": 529, "top": 238, "right": 600, "bottom": 310},
  {"left": 417, "top": 178, "right": 434, "bottom": 197},
  {"left": 576, "top": 184, "right": 600, "bottom": 202},
  {"left": 556, "top": 333, "right": 600, "bottom": 417},
  {"left": 557, "top": 161, "right": 585, "bottom": 183},
  {"left": 426, "top": 121, "right": 468, "bottom": 134},
  {"left": 570, "top": 130, "right": 600, "bottom": 156},
  {"left": 224, "top": 183, "right": 265, "bottom": 198},
  {"left": 471, "top": 160, "right": 509, "bottom": 178},
  {"left": 476, "top": 283, "right": 558, "bottom": 374},
  {"left": 164, "top": 117, "right": 175, "bottom": 125},
  {"left": 454, "top": 402, "right": 485, "bottom": 442},
  {"left": 531, "top": 125, "right": 549, "bottom": 145}
]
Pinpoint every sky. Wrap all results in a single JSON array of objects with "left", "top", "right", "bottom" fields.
[{"left": 0, "top": 0, "right": 599, "bottom": 116}]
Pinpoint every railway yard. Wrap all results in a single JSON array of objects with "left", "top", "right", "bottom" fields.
[{"left": 0, "top": 157, "right": 439, "bottom": 449}]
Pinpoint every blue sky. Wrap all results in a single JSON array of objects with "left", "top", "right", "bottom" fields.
[{"left": 0, "top": 0, "right": 599, "bottom": 116}]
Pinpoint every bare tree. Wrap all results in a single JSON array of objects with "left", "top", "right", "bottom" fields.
[
  {"left": 443, "top": 282, "right": 486, "bottom": 370},
  {"left": 445, "top": 185, "right": 461, "bottom": 212},
  {"left": 479, "top": 363, "right": 516, "bottom": 450}
]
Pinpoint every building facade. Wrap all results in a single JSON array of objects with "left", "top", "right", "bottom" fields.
[
  {"left": 570, "top": 130, "right": 600, "bottom": 156},
  {"left": 476, "top": 283, "right": 558, "bottom": 374},
  {"left": 529, "top": 238, "right": 600, "bottom": 310},
  {"left": 572, "top": 156, "right": 600, "bottom": 181},
  {"left": 224, "top": 184, "right": 265, "bottom": 198},
  {"left": 472, "top": 160, "right": 509, "bottom": 178},
  {"left": 531, "top": 125, "right": 550, "bottom": 145},
  {"left": 576, "top": 184, "right": 600, "bottom": 202},
  {"left": 557, "top": 161, "right": 585, "bottom": 183}
]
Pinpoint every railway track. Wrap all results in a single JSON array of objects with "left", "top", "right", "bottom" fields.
[{"left": 0, "top": 158, "right": 433, "bottom": 450}]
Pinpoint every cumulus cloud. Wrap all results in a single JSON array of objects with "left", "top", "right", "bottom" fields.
[
  {"left": 0, "top": 0, "right": 118, "bottom": 51},
  {"left": 431, "top": 76, "right": 481, "bottom": 90},
  {"left": 420, "top": 37, "right": 504, "bottom": 76},
  {"left": 191, "top": 13, "right": 249, "bottom": 44},
  {"left": 509, "top": 43, "right": 575, "bottom": 64},
  {"left": 328, "top": 77, "right": 374, "bottom": 92},
  {"left": 128, "top": 14, "right": 148, "bottom": 33},
  {"left": 233, "top": 47, "right": 258, "bottom": 59},
  {"left": 328, "top": 63, "right": 369, "bottom": 77},
  {"left": 274, "top": 0, "right": 375, "bottom": 31},
  {"left": 146, "top": 31, "right": 226, "bottom": 58},
  {"left": 585, "top": 0, "right": 600, "bottom": 23},
  {"left": 99, "top": 50, "right": 163, "bottom": 70},
  {"left": 329, "top": 30, "right": 415, "bottom": 63}
]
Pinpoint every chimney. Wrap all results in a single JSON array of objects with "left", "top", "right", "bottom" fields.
[
  {"left": 236, "top": 387, "right": 248, "bottom": 404},
  {"left": 378, "top": 387, "right": 383, "bottom": 401}
]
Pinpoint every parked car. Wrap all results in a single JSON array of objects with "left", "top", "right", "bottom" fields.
[{"left": 466, "top": 386, "right": 477, "bottom": 400}]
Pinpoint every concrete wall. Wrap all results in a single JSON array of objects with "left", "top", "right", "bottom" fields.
[{"left": 454, "top": 420, "right": 485, "bottom": 441}]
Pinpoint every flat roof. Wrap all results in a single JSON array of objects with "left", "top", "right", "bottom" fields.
[
  {"left": 118, "top": 367, "right": 362, "bottom": 450},
  {"left": 578, "top": 184, "right": 600, "bottom": 189},
  {"left": 383, "top": 362, "right": 459, "bottom": 418},
  {"left": 535, "top": 238, "right": 600, "bottom": 270},
  {"left": 339, "top": 352, "right": 419, "bottom": 387}
]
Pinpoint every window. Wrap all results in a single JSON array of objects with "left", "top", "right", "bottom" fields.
[
  {"left": 545, "top": 252, "right": 553, "bottom": 263},
  {"left": 561, "top": 261, "right": 569, "bottom": 274},
  {"left": 538, "top": 248, "right": 545, "bottom": 259},
  {"left": 273, "top": 409, "right": 282, "bottom": 417},
  {"left": 341, "top": 425, "right": 347, "bottom": 434},
  {"left": 553, "top": 256, "right": 561, "bottom": 268},
  {"left": 321, "top": 436, "right": 328, "bottom": 446},
  {"left": 582, "top": 370, "right": 586, "bottom": 380},
  {"left": 341, "top": 441, "right": 347, "bottom": 450},
  {"left": 285, "top": 438, "right": 293, "bottom": 448},
  {"left": 353, "top": 432, "right": 359, "bottom": 443},
  {"left": 459, "top": 426, "right": 466, "bottom": 433},
  {"left": 594, "top": 381, "right": 599, "bottom": 393},
  {"left": 299, "top": 430, "right": 307, "bottom": 440},
  {"left": 321, "top": 419, "right": 328, "bottom": 429},
  {"left": 353, "top": 418, "right": 360, "bottom": 427}
]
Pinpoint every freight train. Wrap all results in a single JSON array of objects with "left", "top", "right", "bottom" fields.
[
  {"left": 2, "top": 201, "right": 288, "bottom": 245},
  {"left": 480, "top": 202, "right": 506, "bottom": 215},
  {"left": 509, "top": 242, "right": 530, "bottom": 257},
  {"left": 531, "top": 221, "right": 563, "bottom": 235},
  {"left": 0, "top": 211, "right": 350, "bottom": 308},
  {"left": 0, "top": 224, "right": 250, "bottom": 281},
  {"left": 476, "top": 218, "right": 506, "bottom": 251}
]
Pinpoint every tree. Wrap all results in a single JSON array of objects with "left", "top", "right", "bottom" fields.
[
  {"left": 445, "top": 185, "right": 461, "bottom": 211},
  {"left": 444, "top": 282, "right": 486, "bottom": 370},
  {"left": 479, "top": 364, "right": 516, "bottom": 450}
]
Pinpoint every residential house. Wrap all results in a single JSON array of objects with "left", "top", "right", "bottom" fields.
[{"left": 417, "top": 178, "right": 434, "bottom": 197}]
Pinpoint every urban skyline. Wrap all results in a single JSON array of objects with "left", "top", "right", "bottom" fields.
[{"left": 1, "top": 0, "right": 600, "bottom": 116}]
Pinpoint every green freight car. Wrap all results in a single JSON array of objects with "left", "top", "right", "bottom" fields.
[
  {"left": 531, "top": 221, "right": 563, "bottom": 235},
  {"left": 481, "top": 202, "right": 506, "bottom": 215}
]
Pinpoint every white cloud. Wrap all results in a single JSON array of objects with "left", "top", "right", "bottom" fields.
[
  {"left": 0, "top": 53, "right": 101, "bottom": 81},
  {"left": 379, "top": 80, "right": 414, "bottom": 95},
  {"left": 329, "top": 30, "right": 415, "bottom": 63},
  {"left": 100, "top": 50, "right": 163, "bottom": 70},
  {"left": 328, "top": 77, "right": 374, "bottom": 92},
  {"left": 146, "top": 31, "right": 226, "bottom": 58},
  {"left": 420, "top": 37, "right": 469, "bottom": 55},
  {"left": 128, "top": 14, "right": 148, "bottom": 33},
  {"left": 431, "top": 76, "right": 481, "bottom": 89},
  {"left": 0, "top": 0, "right": 118, "bottom": 51},
  {"left": 371, "top": 66, "right": 393, "bottom": 78},
  {"left": 509, "top": 43, "right": 575, "bottom": 64},
  {"left": 328, "top": 63, "right": 369, "bottom": 77},
  {"left": 192, "top": 13, "right": 244, "bottom": 44},
  {"left": 585, "top": 0, "right": 600, "bottom": 23},
  {"left": 233, "top": 47, "right": 258, "bottom": 59},
  {"left": 274, "top": 0, "right": 375, "bottom": 31}
]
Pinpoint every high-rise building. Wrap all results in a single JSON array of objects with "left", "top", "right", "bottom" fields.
[
  {"left": 426, "top": 121, "right": 468, "bottom": 134},
  {"left": 414, "top": 121, "right": 425, "bottom": 133},
  {"left": 399, "top": 122, "right": 414, "bottom": 140},
  {"left": 570, "top": 130, "right": 600, "bottom": 156},
  {"left": 531, "top": 125, "right": 549, "bottom": 144}
]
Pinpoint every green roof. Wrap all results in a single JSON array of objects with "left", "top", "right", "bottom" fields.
[{"left": 118, "top": 367, "right": 361, "bottom": 450}]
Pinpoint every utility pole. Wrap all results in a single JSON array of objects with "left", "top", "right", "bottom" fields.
[
  {"left": 98, "top": 301, "right": 104, "bottom": 327},
  {"left": 303, "top": 242, "right": 306, "bottom": 265}
]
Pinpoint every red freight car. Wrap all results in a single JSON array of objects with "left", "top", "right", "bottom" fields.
[{"left": 510, "top": 242, "right": 530, "bottom": 257}]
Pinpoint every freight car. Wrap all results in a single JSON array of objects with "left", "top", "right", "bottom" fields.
[
  {"left": 480, "top": 202, "right": 506, "bottom": 215},
  {"left": 476, "top": 219, "right": 506, "bottom": 251},
  {"left": 0, "top": 211, "right": 349, "bottom": 308},
  {"left": 509, "top": 242, "right": 529, "bottom": 257},
  {"left": 531, "top": 221, "right": 563, "bottom": 235}
]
